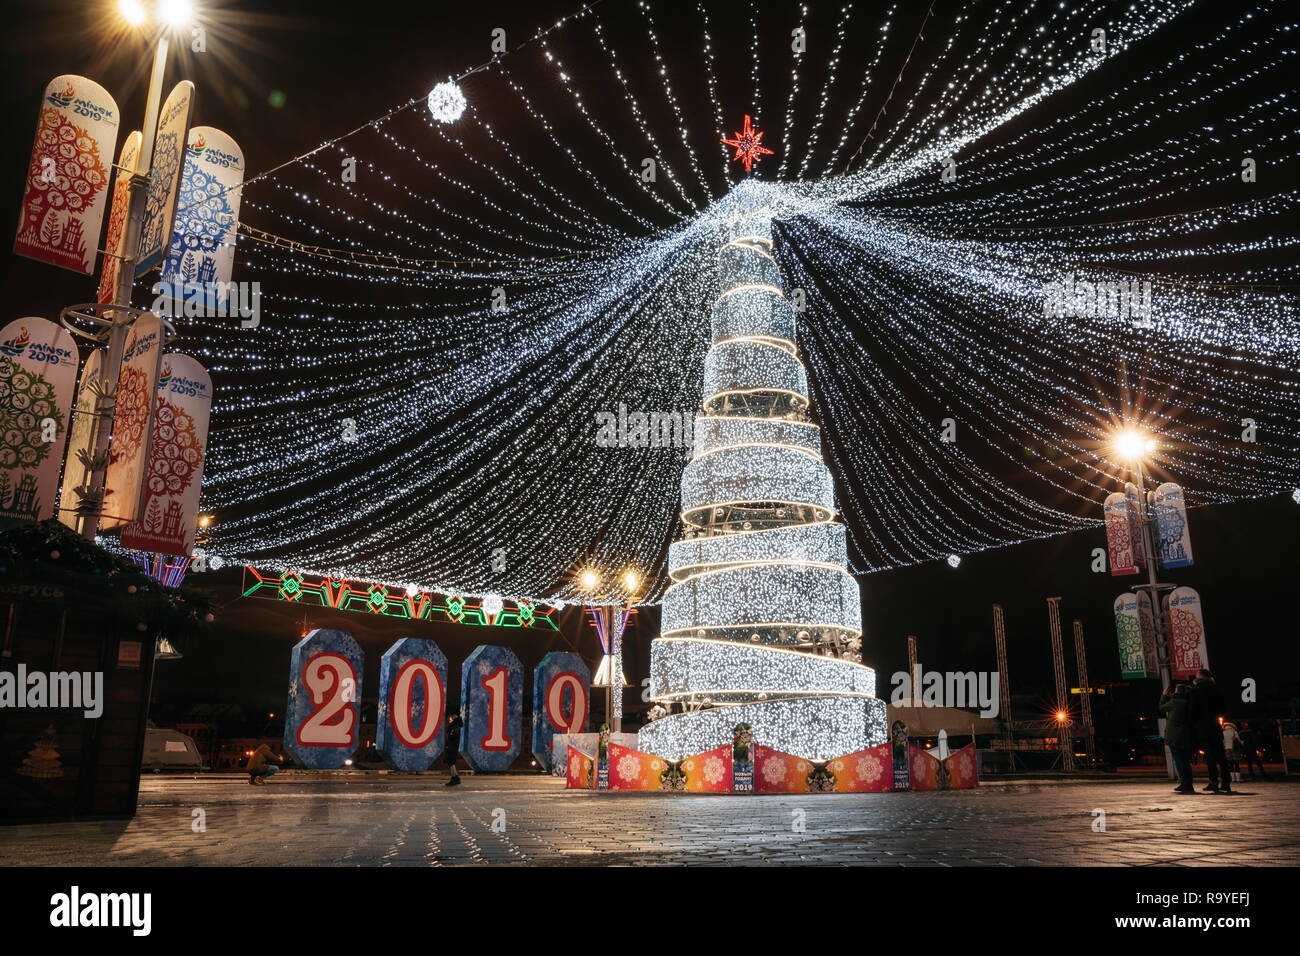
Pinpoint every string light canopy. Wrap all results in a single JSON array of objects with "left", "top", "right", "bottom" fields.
[{"left": 147, "top": 0, "right": 1297, "bottom": 611}]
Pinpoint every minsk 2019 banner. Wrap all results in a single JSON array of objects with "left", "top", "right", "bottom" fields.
[
  {"left": 14, "top": 75, "right": 119, "bottom": 275},
  {"left": 0, "top": 317, "right": 78, "bottom": 521},
  {"left": 96, "top": 130, "right": 142, "bottom": 304},
  {"left": 120, "top": 353, "right": 212, "bottom": 557},
  {"left": 158, "top": 126, "right": 245, "bottom": 312},
  {"left": 101, "top": 312, "right": 164, "bottom": 528}
]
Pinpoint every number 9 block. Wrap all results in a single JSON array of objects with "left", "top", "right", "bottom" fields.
[{"left": 531, "top": 651, "right": 590, "bottom": 772}]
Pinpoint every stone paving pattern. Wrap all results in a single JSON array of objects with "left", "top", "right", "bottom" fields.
[{"left": 2, "top": 775, "right": 1297, "bottom": 866}]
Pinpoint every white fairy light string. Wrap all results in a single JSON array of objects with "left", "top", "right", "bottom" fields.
[{"left": 146, "top": 0, "right": 1298, "bottom": 611}]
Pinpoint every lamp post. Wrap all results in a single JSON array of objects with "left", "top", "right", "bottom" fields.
[
  {"left": 76, "top": 0, "right": 195, "bottom": 538},
  {"left": 612, "top": 569, "right": 641, "bottom": 734},
  {"left": 577, "top": 567, "right": 638, "bottom": 734},
  {"left": 1113, "top": 427, "right": 1176, "bottom": 778}
]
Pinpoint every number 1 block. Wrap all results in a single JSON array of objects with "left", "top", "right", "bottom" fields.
[{"left": 460, "top": 645, "right": 522, "bottom": 772}]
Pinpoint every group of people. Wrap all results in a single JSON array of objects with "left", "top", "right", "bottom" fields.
[{"left": 1159, "top": 669, "right": 1267, "bottom": 794}]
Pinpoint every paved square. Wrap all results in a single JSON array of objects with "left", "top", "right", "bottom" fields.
[{"left": 2, "top": 775, "right": 1296, "bottom": 866}]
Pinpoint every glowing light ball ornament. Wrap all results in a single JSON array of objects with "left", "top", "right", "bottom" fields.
[{"left": 426, "top": 81, "right": 466, "bottom": 124}]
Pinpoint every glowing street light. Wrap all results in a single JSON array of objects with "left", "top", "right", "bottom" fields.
[
  {"left": 117, "top": 0, "right": 147, "bottom": 26},
  {"left": 159, "top": 0, "right": 194, "bottom": 27},
  {"left": 1113, "top": 427, "right": 1156, "bottom": 462},
  {"left": 579, "top": 569, "right": 600, "bottom": 592}
]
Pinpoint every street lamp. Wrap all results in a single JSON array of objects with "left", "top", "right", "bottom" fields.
[
  {"left": 578, "top": 567, "right": 638, "bottom": 733},
  {"left": 1110, "top": 423, "right": 1177, "bottom": 777},
  {"left": 74, "top": 1, "right": 199, "bottom": 538}
]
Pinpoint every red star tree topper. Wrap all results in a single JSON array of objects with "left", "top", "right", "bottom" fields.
[{"left": 721, "top": 114, "right": 774, "bottom": 173}]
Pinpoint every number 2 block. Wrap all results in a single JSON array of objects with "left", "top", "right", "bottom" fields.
[{"left": 284, "top": 629, "right": 364, "bottom": 770}]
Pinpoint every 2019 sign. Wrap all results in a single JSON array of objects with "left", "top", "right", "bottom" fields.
[{"left": 283, "top": 630, "right": 591, "bottom": 773}]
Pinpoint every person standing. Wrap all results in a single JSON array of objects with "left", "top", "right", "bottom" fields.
[
  {"left": 245, "top": 743, "right": 283, "bottom": 786},
  {"left": 1189, "top": 669, "right": 1232, "bottom": 793},
  {"left": 444, "top": 712, "right": 464, "bottom": 787},
  {"left": 1222, "top": 721, "right": 1243, "bottom": 783},
  {"left": 1239, "top": 721, "right": 1267, "bottom": 779},
  {"left": 1159, "top": 683, "right": 1195, "bottom": 794}
]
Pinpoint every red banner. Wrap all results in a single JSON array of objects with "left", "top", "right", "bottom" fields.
[
  {"left": 565, "top": 745, "right": 594, "bottom": 789},
  {"left": 14, "top": 76, "right": 119, "bottom": 275},
  {"left": 120, "top": 354, "right": 211, "bottom": 557},
  {"left": 682, "top": 745, "right": 733, "bottom": 792},
  {"left": 1166, "top": 586, "right": 1209, "bottom": 679},
  {"left": 828, "top": 743, "right": 894, "bottom": 792},
  {"left": 96, "top": 130, "right": 142, "bottom": 304},
  {"left": 909, "top": 742, "right": 978, "bottom": 790},
  {"left": 754, "top": 745, "right": 812, "bottom": 793},
  {"left": 1104, "top": 492, "right": 1138, "bottom": 575},
  {"left": 607, "top": 742, "right": 668, "bottom": 791},
  {"left": 101, "top": 312, "right": 164, "bottom": 527}
]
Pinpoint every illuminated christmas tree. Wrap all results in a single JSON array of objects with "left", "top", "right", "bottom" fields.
[{"left": 638, "top": 204, "right": 888, "bottom": 762}]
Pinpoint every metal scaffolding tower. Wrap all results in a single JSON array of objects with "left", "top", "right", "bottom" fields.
[
  {"left": 1073, "top": 619, "right": 1097, "bottom": 767},
  {"left": 907, "top": 634, "right": 918, "bottom": 704},
  {"left": 1046, "top": 597, "right": 1074, "bottom": 771},
  {"left": 992, "top": 605, "right": 1012, "bottom": 743}
]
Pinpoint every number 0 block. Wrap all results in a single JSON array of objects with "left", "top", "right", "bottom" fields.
[
  {"left": 460, "top": 644, "right": 522, "bottom": 772},
  {"left": 531, "top": 651, "right": 590, "bottom": 772},
  {"left": 376, "top": 638, "right": 448, "bottom": 771},
  {"left": 283, "top": 629, "right": 364, "bottom": 770}
]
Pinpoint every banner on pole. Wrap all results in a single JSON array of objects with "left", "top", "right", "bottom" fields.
[
  {"left": 57, "top": 348, "right": 102, "bottom": 530},
  {"left": 101, "top": 312, "right": 164, "bottom": 527},
  {"left": 135, "top": 81, "right": 194, "bottom": 275},
  {"left": 14, "top": 76, "right": 119, "bottom": 275},
  {"left": 1152, "top": 482, "right": 1194, "bottom": 569},
  {"left": 0, "top": 318, "right": 78, "bottom": 522},
  {"left": 157, "top": 127, "right": 244, "bottom": 313},
  {"left": 1104, "top": 492, "right": 1139, "bottom": 575},
  {"left": 96, "top": 130, "right": 142, "bottom": 304},
  {"left": 1113, "top": 593, "right": 1147, "bottom": 679},
  {"left": 1166, "top": 586, "right": 1209, "bottom": 680},
  {"left": 1136, "top": 590, "right": 1160, "bottom": 677},
  {"left": 1123, "top": 482, "right": 1147, "bottom": 568},
  {"left": 120, "top": 353, "right": 211, "bottom": 556}
]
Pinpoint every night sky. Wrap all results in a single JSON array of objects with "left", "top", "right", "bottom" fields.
[{"left": 3, "top": 1, "right": 1298, "bottom": 742}]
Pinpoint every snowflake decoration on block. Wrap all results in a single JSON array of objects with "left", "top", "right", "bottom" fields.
[{"left": 721, "top": 115, "right": 773, "bottom": 173}]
